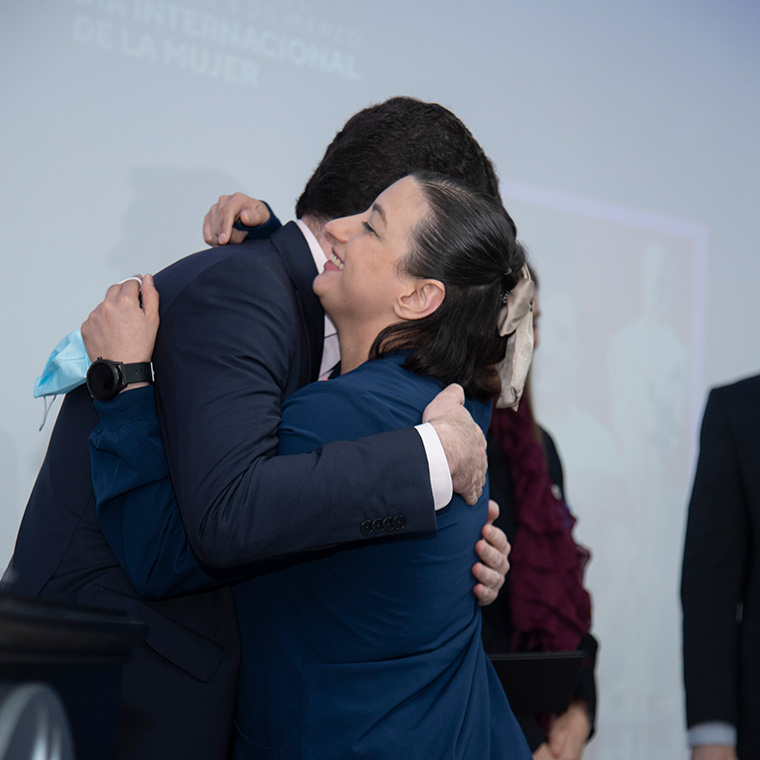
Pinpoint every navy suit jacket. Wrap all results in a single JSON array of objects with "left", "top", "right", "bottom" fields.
[
  {"left": 681, "top": 374, "right": 760, "bottom": 759},
  {"left": 4, "top": 222, "right": 436, "bottom": 760}
]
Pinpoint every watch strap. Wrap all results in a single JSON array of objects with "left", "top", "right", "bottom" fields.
[{"left": 122, "top": 362, "right": 153, "bottom": 385}]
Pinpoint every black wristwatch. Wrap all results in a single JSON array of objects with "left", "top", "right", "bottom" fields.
[{"left": 86, "top": 358, "right": 153, "bottom": 401}]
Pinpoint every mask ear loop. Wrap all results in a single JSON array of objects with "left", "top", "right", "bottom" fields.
[{"left": 38, "top": 395, "right": 58, "bottom": 432}]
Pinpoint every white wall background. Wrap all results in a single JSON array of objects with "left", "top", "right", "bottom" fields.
[{"left": 2, "top": 1, "right": 759, "bottom": 756}]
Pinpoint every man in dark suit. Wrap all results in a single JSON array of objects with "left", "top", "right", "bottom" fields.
[
  {"left": 3, "top": 97, "right": 509, "bottom": 760},
  {"left": 681, "top": 373, "right": 760, "bottom": 760}
]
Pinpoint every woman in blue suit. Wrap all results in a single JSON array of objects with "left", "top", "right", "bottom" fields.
[{"left": 86, "top": 172, "right": 533, "bottom": 758}]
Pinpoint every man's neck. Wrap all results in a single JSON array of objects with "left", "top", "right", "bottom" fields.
[{"left": 300, "top": 214, "right": 331, "bottom": 259}]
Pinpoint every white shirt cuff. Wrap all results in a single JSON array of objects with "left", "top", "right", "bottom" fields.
[
  {"left": 414, "top": 422, "right": 452, "bottom": 511},
  {"left": 688, "top": 721, "right": 736, "bottom": 748}
]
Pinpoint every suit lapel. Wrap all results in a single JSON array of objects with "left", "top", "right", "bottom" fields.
[{"left": 270, "top": 222, "right": 325, "bottom": 386}]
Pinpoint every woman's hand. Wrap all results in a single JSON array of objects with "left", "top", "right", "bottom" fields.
[
  {"left": 545, "top": 699, "right": 592, "bottom": 760},
  {"left": 473, "top": 499, "right": 510, "bottom": 606},
  {"left": 203, "top": 192, "right": 270, "bottom": 246},
  {"left": 81, "top": 275, "right": 160, "bottom": 368}
]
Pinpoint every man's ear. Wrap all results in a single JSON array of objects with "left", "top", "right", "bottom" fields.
[{"left": 394, "top": 279, "right": 445, "bottom": 321}]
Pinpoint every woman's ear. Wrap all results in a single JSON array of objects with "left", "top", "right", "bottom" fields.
[{"left": 395, "top": 279, "right": 445, "bottom": 321}]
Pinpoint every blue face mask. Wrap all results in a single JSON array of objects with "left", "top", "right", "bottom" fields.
[{"left": 33, "top": 329, "right": 90, "bottom": 398}]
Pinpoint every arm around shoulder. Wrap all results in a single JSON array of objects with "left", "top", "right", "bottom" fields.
[
  {"left": 156, "top": 260, "right": 436, "bottom": 568},
  {"left": 90, "top": 387, "right": 234, "bottom": 599}
]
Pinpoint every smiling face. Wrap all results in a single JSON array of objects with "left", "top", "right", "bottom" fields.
[{"left": 313, "top": 176, "right": 431, "bottom": 343}]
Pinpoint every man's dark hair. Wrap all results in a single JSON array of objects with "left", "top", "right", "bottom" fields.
[
  {"left": 295, "top": 97, "right": 503, "bottom": 223},
  {"left": 370, "top": 172, "right": 526, "bottom": 400}
]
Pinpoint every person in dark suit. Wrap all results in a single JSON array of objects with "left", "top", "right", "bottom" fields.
[
  {"left": 681, "top": 374, "right": 760, "bottom": 760},
  {"left": 84, "top": 172, "right": 534, "bottom": 758},
  {"left": 2, "top": 98, "right": 511, "bottom": 760}
]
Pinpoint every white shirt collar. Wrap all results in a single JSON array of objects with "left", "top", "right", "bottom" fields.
[
  {"left": 293, "top": 220, "right": 338, "bottom": 370},
  {"left": 295, "top": 218, "right": 328, "bottom": 277}
]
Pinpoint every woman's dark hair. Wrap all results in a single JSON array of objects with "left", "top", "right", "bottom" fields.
[{"left": 370, "top": 171, "right": 527, "bottom": 399}]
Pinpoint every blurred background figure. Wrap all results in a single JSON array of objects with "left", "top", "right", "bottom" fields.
[{"left": 482, "top": 271, "right": 598, "bottom": 760}]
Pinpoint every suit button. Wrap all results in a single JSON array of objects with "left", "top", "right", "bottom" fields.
[
  {"left": 383, "top": 517, "right": 395, "bottom": 532},
  {"left": 361, "top": 520, "right": 373, "bottom": 536},
  {"left": 394, "top": 515, "right": 406, "bottom": 530},
  {"left": 373, "top": 518, "right": 385, "bottom": 533}
]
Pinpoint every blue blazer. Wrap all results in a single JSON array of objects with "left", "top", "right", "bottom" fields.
[
  {"left": 90, "top": 354, "right": 532, "bottom": 760},
  {"left": 5, "top": 222, "right": 437, "bottom": 760}
]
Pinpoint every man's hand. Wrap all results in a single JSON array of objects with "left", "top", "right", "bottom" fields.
[
  {"left": 691, "top": 747, "right": 738, "bottom": 760},
  {"left": 203, "top": 193, "right": 270, "bottom": 246},
  {"left": 546, "top": 699, "right": 591, "bottom": 760},
  {"left": 81, "top": 275, "right": 160, "bottom": 369},
  {"left": 473, "top": 500, "right": 510, "bottom": 606},
  {"left": 422, "top": 384, "right": 487, "bottom": 505}
]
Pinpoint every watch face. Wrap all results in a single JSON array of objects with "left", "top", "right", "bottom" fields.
[{"left": 86, "top": 360, "right": 121, "bottom": 401}]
